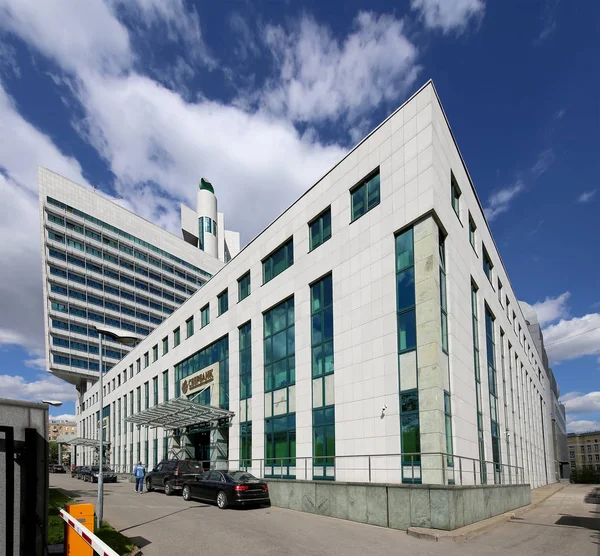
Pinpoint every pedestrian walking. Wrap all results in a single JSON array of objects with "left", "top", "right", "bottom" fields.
[{"left": 133, "top": 461, "right": 146, "bottom": 493}]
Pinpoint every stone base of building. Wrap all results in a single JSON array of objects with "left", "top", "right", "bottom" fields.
[{"left": 266, "top": 479, "right": 531, "bottom": 530}]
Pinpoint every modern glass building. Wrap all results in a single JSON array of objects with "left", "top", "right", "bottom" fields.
[
  {"left": 38, "top": 169, "right": 239, "bottom": 405},
  {"left": 72, "top": 81, "right": 562, "bottom": 489}
]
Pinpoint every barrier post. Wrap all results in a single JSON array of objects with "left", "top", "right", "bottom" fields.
[{"left": 64, "top": 503, "right": 94, "bottom": 556}]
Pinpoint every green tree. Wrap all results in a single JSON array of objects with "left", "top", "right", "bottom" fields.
[{"left": 49, "top": 441, "right": 59, "bottom": 464}]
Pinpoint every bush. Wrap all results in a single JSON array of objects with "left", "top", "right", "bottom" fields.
[{"left": 570, "top": 467, "right": 600, "bottom": 484}]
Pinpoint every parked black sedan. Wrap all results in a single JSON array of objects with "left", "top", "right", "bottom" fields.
[
  {"left": 50, "top": 464, "right": 66, "bottom": 473},
  {"left": 182, "top": 470, "right": 270, "bottom": 509},
  {"left": 86, "top": 466, "right": 117, "bottom": 483}
]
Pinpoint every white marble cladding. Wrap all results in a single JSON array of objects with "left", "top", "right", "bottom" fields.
[{"left": 75, "top": 81, "right": 557, "bottom": 488}]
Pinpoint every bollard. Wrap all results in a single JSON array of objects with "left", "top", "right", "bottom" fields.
[{"left": 64, "top": 503, "right": 94, "bottom": 556}]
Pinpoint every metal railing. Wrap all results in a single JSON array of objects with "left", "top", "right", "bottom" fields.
[{"left": 106, "top": 452, "right": 526, "bottom": 486}]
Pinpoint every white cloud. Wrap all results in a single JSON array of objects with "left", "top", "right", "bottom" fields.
[
  {"left": 531, "top": 148, "right": 554, "bottom": 178},
  {"left": 577, "top": 189, "right": 597, "bottom": 203},
  {"left": 561, "top": 391, "right": 600, "bottom": 414},
  {"left": 0, "top": 83, "right": 89, "bottom": 355},
  {"left": 410, "top": 0, "right": 484, "bottom": 34},
  {"left": 0, "top": 373, "right": 77, "bottom": 402},
  {"left": 543, "top": 313, "right": 600, "bottom": 363},
  {"left": 260, "top": 12, "right": 420, "bottom": 127},
  {"left": 484, "top": 181, "right": 523, "bottom": 221},
  {"left": 229, "top": 12, "right": 260, "bottom": 61},
  {"left": 532, "top": 291, "right": 570, "bottom": 327},
  {"left": 0, "top": 0, "right": 131, "bottom": 75},
  {"left": 566, "top": 419, "right": 600, "bottom": 434}
]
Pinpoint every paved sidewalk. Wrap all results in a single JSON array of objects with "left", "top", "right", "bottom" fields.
[{"left": 50, "top": 475, "right": 599, "bottom": 556}]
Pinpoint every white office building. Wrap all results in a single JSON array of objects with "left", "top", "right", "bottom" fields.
[
  {"left": 38, "top": 169, "right": 239, "bottom": 402},
  {"left": 72, "top": 81, "right": 559, "bottom": 488}
]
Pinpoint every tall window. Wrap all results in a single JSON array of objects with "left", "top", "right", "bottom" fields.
[
  {"left": 483, "top": 246, "right": 493, "bottom": 282},
  {"left": 238, "top": 272, "right": 250, "bottom": 302},
  {"left": 471, "top": 282, "right": 487, "bottom": 483},
  {"left": 444, "top": 392, "right": 453, "bottom": 465},
  {"left": 186, "top": 316, "right": 194, "bottom": 338},
  {"left": 173, "top": 327, "right": 180, "bottom": 347},
  {"left": 264, "top": 298, "right": 295, "bottom": 392},
  {"left": 469, "top": 213, "right": 476, "bottom": 249},
  {"left": 163, "top": 370, "right": 169, "bottom": 402},
  {"left": 262, "top": 238, "right": 294, "bottom": 284},
  {"left": 217, "top": 289, "right": 228, "bottom": 316},
  {"left": 136, "top": 386, "right": 141, "bottom": 413},
  {"left": 309, "top": 208, "right": 332, "bottom": 251},
  {"left": 485, "top": 306, "right": 502, "bottom": 482},
  {"left": 451, "top": 172, "right": 461, "bottom": 218},
  {"left": 152, "top": 344, "right": 158, "bottom": 362},
  {"left": 144, "top": 381, "right": 149, "bottom": 409},
  {"left": 311, "top": 274, "right": 334, "bottom": 479},
  {"left": 144, "top": 352, "right": 149, "bottom": 368},
  {"left": 162, "top": 336, "right": 169, "bottom": 355},
  {"left": 396, "top": 229, "right": 416, "bottom": 353},
  {"left": 439, "top": 233, "right": 448, "bottom": 353},
  {"left": 153, "top": 376, "right": 158, "bottom": 406},
  {"left": 239, "top": 321, "right": 252, "bottom": 467},
  {"left": 201, "top": 304, "right": 210, "bottom": 327},
  {"left": 351, "top": 170, "right": 380, "bottom": 222},
  {"left": 239, "top": 322, "right": 252, "bottom": 401},
  {"left": 264, "top": 298, "right": 295, "bottom": 477},
  {"left": 136, "top": 359, "right": 141, "bottom": 374}
]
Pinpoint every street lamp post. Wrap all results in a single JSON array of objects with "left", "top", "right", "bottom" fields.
[{"left": 94, "top": 325, "right": 139, "bottom": 529}]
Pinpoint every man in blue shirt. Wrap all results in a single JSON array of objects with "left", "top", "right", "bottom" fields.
[{"left": 133, "top": 461, "right": 146, "bottom": 493}]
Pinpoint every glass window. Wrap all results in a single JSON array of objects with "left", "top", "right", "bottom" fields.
[
  {"left": 351, "top": 170, "right": 380, "bottom": 222},
  {"left": 396, "top": 228, "right": 416, "bottom": 354},
  {"left": 451, "top": 172, "right": 461, "bottom": 218},
  {"left": 144, "top": 352, "right": 149, "bottom": 368},
  {"left": 163, "top": 370, "right": 169, "bottom": 402},
  {"left": 186, "top": 316, "right": 194, "bottom": 338},
  {"left": 201, "top": 304, "right": 210, "bottom": 327},
  {"left": 469, "top": 213, "right": 476, "bottom": 249},
  {"left": 262, "top": 238, "right": 294, "bottom": 284},
  {"left": 311, "top": 275, "right": 333, "bottom": 378},
  {"left": 217, "top": 289, "right": 228, "bottom": 316},
  {"left": 162, "top": 336, "right": 168, "bottom": 355},
  {"left": 174, "top": 327, "right": 180, "bottom": 347},
  {"left": 152, "top": 344, "right": 158, "bottom": 362},
  {"left": 238, "top": 272, "right": 250, "bottom": 302},
  {"left": 439, "top": 233, "right": 448, "bottom": 353},
  {"left": 309, "top": 208, "right": 332, "bottom": 251},
  {"left": 264, "top": 298, "right": 295, "bottom": 392},
  {"left": 483, "top": 246, "right": 493, "bottom": 282},
  {"left": 239, "top": 322, "right": 252, "bottom": 400}
]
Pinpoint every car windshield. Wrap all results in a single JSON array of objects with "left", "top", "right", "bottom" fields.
[
  {"left": 90, "top": 466, "right": 112, "bottom": 472},
  {"left": 182, "top": 462, "right": 203, "bottom": 472},
  {"left": 228, "top": 471, "right": 259, "bottom": 482}
]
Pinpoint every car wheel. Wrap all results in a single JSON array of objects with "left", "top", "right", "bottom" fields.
[
  {"left": 146, "top": 478, "right": 153, "bottom": 492},
  {"left": 164, "top": 482, "right": 172, "bottom": 496},
  {"left": 217, "top": 491, "right": 228, "bottom": 509},
  {"left": 182, "top": 485, "right": 191, "bottom": 501}
]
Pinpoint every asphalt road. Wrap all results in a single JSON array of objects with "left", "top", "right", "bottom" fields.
[{"left": 50, "top": 474, "right": 599, "bottom": 556}]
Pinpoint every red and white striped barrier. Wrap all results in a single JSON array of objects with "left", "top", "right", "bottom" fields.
[{"left": 58, "top": 508, "right": 119, "bottom": 556}]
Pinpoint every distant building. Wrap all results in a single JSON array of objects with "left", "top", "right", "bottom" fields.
[
  {"left": 567, "top": 431, "right": 600, "bottom": 471},
  {"left": 38, "top": 169, "right": 239, "bottom": 409},
  {"left": 49, "top": 419, "right": 76, "bottom": 442}
]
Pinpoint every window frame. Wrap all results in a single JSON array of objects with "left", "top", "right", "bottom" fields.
[
  {"left": 238, "top": 271, "right": 251, "bottom": 302},
  {"left": 450, "top": 172, "right": 461, "bottom": 219},
  {"left": 217, "top": 289, "right": 229, "bottom": 316},
  {"left": 262, "top": 238, "right": 294, "bottom": 285},
  {"left": 308, "top": 207, "right": 332, "bottom": 251},
  {"left": 350, "top": 169, "right": 380, "bottom": 223},
  {"left": 186, "top": 316, "right": 194, "bottom": 339}
]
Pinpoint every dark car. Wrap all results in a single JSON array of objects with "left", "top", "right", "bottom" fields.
[
  {"left": 50, "top": 464, "right": 66, "bottom": 473},
  {"left": 146, "top": 459, "right": 204, "bottom": 496},
  {"left": 86, "top": 466, "right": 117, "bottom": 483},
  {"left": 182, "top": 470, "right": 270, "bottom": 509},
  {"left": 77, "top": 466, "right": 90, "bottom": 480},
  {"left": 71, "top": 466, "right": 81, "bottom": 478}
]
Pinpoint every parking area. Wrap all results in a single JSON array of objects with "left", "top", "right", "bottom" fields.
[{"left": 50, "top": 474, "right": 599, "bottom": 556}]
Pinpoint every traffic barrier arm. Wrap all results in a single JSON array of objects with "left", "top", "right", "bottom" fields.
[{"left": 58, "top": 508, "right": 119, "bottom": 556}]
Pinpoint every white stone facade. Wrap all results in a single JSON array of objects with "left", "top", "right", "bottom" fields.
[{"left": 74, "top": 81, "right": 557, "bottom": 488}]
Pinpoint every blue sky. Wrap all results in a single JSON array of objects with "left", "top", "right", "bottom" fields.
[{"left": 0, "top": 0, "right": 598, "bottom": 429}]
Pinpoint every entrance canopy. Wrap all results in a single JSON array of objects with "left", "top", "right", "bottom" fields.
[
  {"left": 68, "top": 437, "right": 110, "bottom": 448},
  {"left": 124, "top": 397, "right": 234, "bottom": 430}
]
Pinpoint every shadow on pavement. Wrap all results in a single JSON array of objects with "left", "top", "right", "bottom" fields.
[
  {"left": 128, "top": 536, "right": 151, "bottom": 548},
  {"left": 118, "top": 504, "right": 210, "bottom": 534},
  {"left": 555, "top": 515, "right": 600, "bottom": 531}
]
